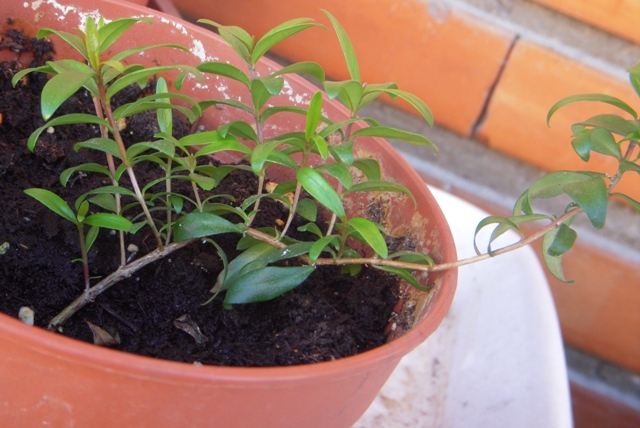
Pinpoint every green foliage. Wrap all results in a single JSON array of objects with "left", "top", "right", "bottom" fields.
[{"left": 476, "top": 63, "right": 640, "bottom": 282}]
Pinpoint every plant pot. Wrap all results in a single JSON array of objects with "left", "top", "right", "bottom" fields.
[{"left": 0, "top": 1, "right": 457, "bottom": 427}]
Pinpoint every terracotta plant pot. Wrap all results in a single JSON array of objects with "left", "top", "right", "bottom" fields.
[{"left": 0, "top": 1, "right": 457, "bottom": 427}]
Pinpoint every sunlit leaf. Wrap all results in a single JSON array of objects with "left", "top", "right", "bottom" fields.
[
  {"left": 297, "top": 168, "right": 345, "bottom": 219},
  {"left": 314, "top": 163, "right": 353, "bottom": 190},
  {"left": 252, "top": 18, "right": 321, "bottom": 63},
  {"left": 347, "top": 217, "right": 388, "bottom": 258},
  {"left": 269, "top": 61, "right": 325, "bottom": 82},
  {"left": 351, "top": 126, "right": 436, "bottom": 151},
  {"left": 197, "top": 62, "right": 251, "bottom": 87},
  {"left": 352, "top": 159, "right": 381, "bottom": 180},
  {"left": 322, "top": 10, "right": 360, "bottom": 81},
  {"left": 548, "top": 94, "right": 638, "bottom": 124}
]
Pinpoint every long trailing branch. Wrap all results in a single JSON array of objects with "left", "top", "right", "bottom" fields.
[{"left": 48, "top": 239, "right": 194, "bottom": 330}]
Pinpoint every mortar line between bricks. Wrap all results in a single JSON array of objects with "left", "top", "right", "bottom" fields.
[{"left": 469, "top": 33, "right": 520, "bottom": 138}]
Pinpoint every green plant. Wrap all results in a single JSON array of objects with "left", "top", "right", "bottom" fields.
[{"left": 11, "top": 12, "right": 638, "bottom": 334}]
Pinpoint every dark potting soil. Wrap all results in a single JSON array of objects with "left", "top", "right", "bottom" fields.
[{"left": 0, "top": 26, "right": 401, "bottom": 366}]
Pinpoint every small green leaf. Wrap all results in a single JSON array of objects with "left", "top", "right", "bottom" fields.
[
  {"left": 311, "top": 135, "right": 329, "bottom": 160},
  {"left": 60, "top": 163, "right": 112, "bottom": 186},
  {"left": 351, "top": 126, "right": 436, "bottom": 151},
  {"left": 578, "top": 114, "right": 640, "bottom": 137},
  {"left": 251, "top": 141, "right": 282, "bottom": 174},
  {"left": 199, "top": 20, "right": 253, "bottom": 64},
  {"left": 546, "top": 224, "right": 577, "bottom": 257},
  {"left": 305, "top": 91, "right": 323, "bottom": 142},
  {"left": 98, "top": 17, "right": 152, "bottom": 54},
  {"left": 85, "top": 225, "right": 99, "bottom": 253},
  {"left": 374, "top": 266, "right": 430, "bottom": 291},
  {"left": 224, "top": 265, "right": 315, "bottom": 305},
  {"left": 548, "top": 94, "right": 638, "bottom": 124},
  {"left": 189, "top": 173, "right": 216, "bottom": 191},
  {"left": 541, "top": 226, "right": 574, "bottom": 283},
  {"left": 298, "top": 222, "right": 323, "bottom": 238},
  {"left": 214, "top": 242, "right": 277, "bottom": 292},
  {"left": 89, "top": 194, "right": 117, "bottom": 213},
  {"left": 314, "top": 163, "right": 353, "bottom": 190},
  {"left": 345, "top": 181, "right": 416, "bottom": 207},
  {"left": 322, "top": 10, "right": 360, "bottom": 81},
  {"left": 309, "top": 235, "right": 340, "bottom": 261},
  {"left": 174, "top": 212, "right": 245, "bottom": 242},
  {"left": 76, "top": 200, "right": 90, "bottom": 223},
  {"left": 324, "top": 80, "right": 362, "bottom": 112},
  {"left": 83, "top": 213, "right": 133, "bottom": 231},
  {"left": 269, "top": 61, "right": 325, "bottom": 82},
  {"left": 295, "top": 198, "right": 318, "bottom": 222},
  {"left": 251, "top": 77, "right": 284, "bottom": 110},
  {"left": 571, "top": 133, "right": 591, "bottom": 162},
  {"left": 41, "top": 61, "right": 95, "bottom": 120},
  {"left": 197, "top": 62, "right": 251, "bottom": 87},
  {"left": 564, "top": 176, "right": 608, "bottom": 229},
  {"left": 27, "top": 114, "right": 110, "bottom": 151},
  {"left": 352, "top": 159, "right": 381, "bottom": 180},
  {"left": 371, "top": 88, "right": 434, "bottom": 126},
  {"left": 348, "top": 217, "right": 388, "bottom": 258},
  {"left": 24, "top": 188, "right": 77, "bottom": 224},
  {"left": 297, "top": 168, "right": 345, "bottom": 219},
  {"left": 74, "top": 138, "right": 122, "bottom": 159},
  {"left": 252, "top": 18, "right": 321, "bottom": 64},
  {"left": 589, "top": 127, "right": 621, "bottom": 160},
  {"left": 37, "top": 28, "right": 87, "bottom": 60}
]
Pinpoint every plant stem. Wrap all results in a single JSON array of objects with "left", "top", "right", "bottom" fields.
[
  {"left": 92, "top": 97, "right": 126, "bottom": 266},
  {"left": 245, "top": 206, "right": 584, "bottom": 272},
  {"left": 48, "top": 239, "right": 194, "bottom": 330},
  {"left": 77, "top": 224, "right": 91, "bottom": 290}
]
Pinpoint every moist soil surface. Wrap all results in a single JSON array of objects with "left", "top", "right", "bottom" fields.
[{"left": 0, "top": 25, "right": 401, "bottom": 366}]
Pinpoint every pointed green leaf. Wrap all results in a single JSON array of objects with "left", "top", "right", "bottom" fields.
[
  {"left": 541, "top": 226, "right": 574, "bottom": 283},
  {"left": 348, "top": 217, "right": 388, "bottom": 258},
  {"left": 295, "top": 198, "right": 318, "bottom": 222},
  {"left": 85, "top": 225, "right": 100, "bottom": 253},
  {"left": 322, "top": 10, "right": 360, "bottom": 81},
  {"left": 83, "top": 213, "right": 133, "bottom": 231},
  {"left": 324, "top": 80, "right": 362, "bottom": 112},
  {"left": 224, "top": 265, "right": 314, "bottom": 305},
  {"left": 41, "top": 64, "right": 95, "bottom": 120},
  {"left": 314, "top": 163, "right": 353, "bottom": 190},
  {"left": 345, "top": 180, "right": 416, "bottom": 207},
  {"left": 252, "top": 18, "right": 321, "bottom": 63},
  {"left": 309, "top": 235, "right": 341, "bottom": 261},
  {"left": 197, "top": 62, "right": 251, "bottom": 87},
  {"left": 60, "top": 163, "right": 112, "bottom": 186},
  {"left": 589, "top": 127, "right": 621, "bottom": 160},
  {"left": 199, "top": 20, "right": 253, "bottom": 64},
  {"left": 269, "top": 61, "right": 325, "bottom": 82},
  {"left": 214, "top": 242, "right": 277, "bottom": 292},
  {"left": 374, "top": 266, "right": 430, "bottom": 291},
  {"left": 251, "top": 77, "right": 284, "bottom": 110},
  {"left": 578, "top": 114, "right": 640, "bottom": 137},
  {"left": 24, "top": 188, "right": 77, "bottom": 224},
  {"left": 297, "top": 167, "right": 345, "bottom": 219},
  {"left": 189, "top": 173, "right": 216, "bottom": 191},
  {"left": 305, "top": 91, "right": 324, "bottom": 142},
  {"left": 612, "top": 193, "right": 640, "bottom": 215},
  {"left": 174, "top": 212, "right": 245, "bottom": 242},
  {"left": 98, "top": 17, "right": 152, "bottom": 54},
  {"left": 571, "top": 133, "right": 591, "bottom": 162},
  {"left": 548, "top": 94, "right": 638, "bottom": 124},
  {"left": 37, "top": 28, "right": 87, "bottom": 60},
  {"left": 74, "top": 138, "right": 122, "bottom": 159},
  {"left": 351, "top": 126, "right": 436, "bottom": 151},
  {"left": 89, "top": 193, "right": 118, "bottom": 213},
  {"left": 27, "top": 113, "right": 110, "bottom": 150},
  {"left": 546, "top": 223, "right": 577, "bottom": 257},
  {"left": 564, "top": 176, "right": 608, "bottom": 229},
  {"left": 352, "top": 159, "right": 381, "bottom": 180}
]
